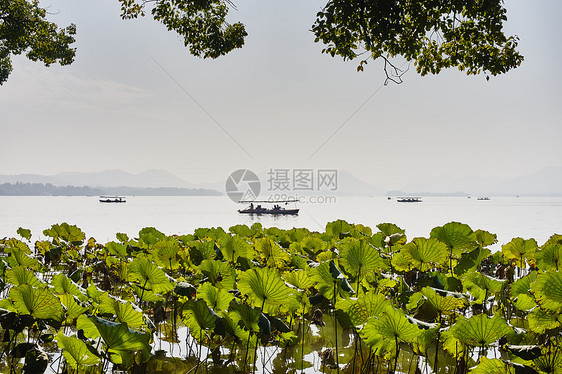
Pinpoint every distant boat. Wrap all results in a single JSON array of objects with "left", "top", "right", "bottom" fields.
[
  {"left": 477, "top": 197, "right": 490, "bottom": 201},
  {"left": 397, "top": 197, "right": 422, "bottom": 203},
  {"left": 99, "top": 196, "right": 126, "bottom": 203},
  {"left": 238, "top": 200, "right": 299, "bottom": 215}
]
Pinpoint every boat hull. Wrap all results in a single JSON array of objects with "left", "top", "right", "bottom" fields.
[{"left": 238, "top": 209, "right": 299, "bottom": 215}]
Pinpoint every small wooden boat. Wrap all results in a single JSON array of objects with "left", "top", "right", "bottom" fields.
[
  {"left": 99, "top": 196, "right": 126, "bottom": 203},
  {"left": 238, "top": 200, "right": 299, "bottom": 215},
  {"left": 397, "top": 197, "right": 422, "bottom": 203},
  {"left": 477, "top": 197, "right": 490, "bottom": 201}
]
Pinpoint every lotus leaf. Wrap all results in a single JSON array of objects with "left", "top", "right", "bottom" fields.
[
  {"left": 299, "top": 236, "right": 327, "bottom": 258},
  {"left": 462, "top": 272, "right": 506, "bottom": 302},
  {"left": 430, "top": 222, "right": 477, "bottom": 258},
  {"left": 219, "top": 234, "right": 254, "bottom": 263},
  {"left": 527, "top": 308, "right": 561, "bottom": 334},
  {"left": 229, "top": 224, "right": 252, "bottom": 237},
  {"left": 197, "top": 282, "right": 234, "bottom": 314},
  {"left": 400, "top": 237, "right": 449, "bottom": 272},
  {"left": 128, "top": 256, "right": 174, "bottom": 294},
  {"left": 360, "top": 305, "right": 422, "bottom": 358},
  {"left": 51, "top": 273, "right": 86, "bottom": 301},
  {"left": 421, "top": 286, "right": 467, "bottom": 316},
  {"left": 535, "top": 243, "right": 562, "bottom": 271},
  {"left": 238, "top": 267, "right": 295, "bottom": 313},
  {"left": 55, "top": 332, "right": 101, "bottom": 369},
  {"left": 152, "top": 238, "right": 180, "bottom": 270},
  {"left": 6, "top": 266, "right": 42, "bottom": 287},
  {"left": 17, "top": 228, "right": 32, "bottom": 241},
  {"left": 43, "top": 223, "right": 85, "bottom": 244},
  {"left": 6, "top": 246, "right": 38, "bottom": 269},
  {"left": 311, "top": 261, "right": 354, "bottom": 301},
  {"left": 502, "top": 238, "right": 538, "bottom": 268},
  {"left": 338, "top": 237, "right": 386, "bottom": 281},
  {"left": 336, "top": 292, "right": 391, "bottom": 326},
  {"left": 58, "top": 294, "right": 88, "bottom": 322},
  {"left": 105, "top": 241, "right": 128, "bottom": 258},
  {"left": 10, "top": 284, "right": 64, "bottom": 321},
  {"left": 255, "top": 237, "right": 290, "bottom": 268},
  {"left": 183, "top": 299, "right": 218, "bottom": 342},
  {"left": 469, "top": 357, "right": 517, "bottom": 374},
  {"left": 451, "top": 314, "right": 512, "bottom": 347},
  {"left": 530, "top": 271, "right": 562, "bottom": 313},
  {"left": 325, "top": 219, "right": 352, "bottom": 239},
  {"left": 282, "top": 269, "right": 312, "bottom": 290},
  {"left": 199, "top": 259, "right": 236, "bottom": 289},
  {"left": 474, "top": 229, "right": 497, "bottom": 247},
  {"left": 99, "top": 293, "right": 144, "bottom": 329},
  {"left": 90, "top": 316, "right": 151, "bottom": 358},
  {"left": 138, "top": 227, "right": 165, "bottom": 248}
]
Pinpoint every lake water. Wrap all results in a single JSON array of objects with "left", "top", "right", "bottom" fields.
[{"left": 1, "top": 195, "right": 561, "bottom": 248}]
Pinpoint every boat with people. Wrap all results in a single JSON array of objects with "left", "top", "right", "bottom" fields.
[
  {"left": 238, "top": 200, "right": 299, "bottom": 215},
  {"left": 99, "top": 196, "right": 126, "bottom": 203},
  {"left": 477, "top": 197, "right": 490, "bottom": 201},
  {"left": 397, "top": 197, "right": 422, "bottom": 203}
]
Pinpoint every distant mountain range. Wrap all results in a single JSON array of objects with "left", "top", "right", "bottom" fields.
[{"left": 0, "top": 166, "right": 561, "bottom": 196}]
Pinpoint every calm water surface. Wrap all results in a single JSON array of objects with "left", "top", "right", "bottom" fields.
[{"left": 1, "top": 196, "right": 561, "bottom": 247}]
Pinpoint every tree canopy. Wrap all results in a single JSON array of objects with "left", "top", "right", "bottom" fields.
[
  {"left": 0, "top": 0, "right": 76, "bottom": 85},
  {"left": 1, "top": 0, "right": 523, "bottom": 85}
]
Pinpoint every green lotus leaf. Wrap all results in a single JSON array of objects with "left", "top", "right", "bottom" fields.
[
  {"left": 189, "top": 239, "right": 217, "bottom": 265},
  {"left": 116, "top": 232, "right": 129, "bottom": 243},
  {"left": 10, "top": 284, "right": 64, "bottom": 321},
  {"left": 219, "top": 234, "right": 254, "bottom": 264},
  {"left": 440, "top": 329, "right": 467, "bottom": 359},
  {"left": 311, "top": 261, "right": 354, "bottom": 301},
  {"left": 326, "top": 220, "right": 352, "bottom": 239},
  {"left": 238, "top": 267, "right": 295, "bottom": 313},
  {"left": 509, "top": 273, "right": 537, "bottom": 311},
  {"left": 6, "top": 266, "right": 42, "bottom": 287},
  {"left": 99, "top": 293, "right": 144, "bottom": 329},
  {"left": 17, "top": 228, "right": 32, "bottom": 241},
  {"left": 282, "top": 269, "right": 312, "bottom": 290},
  {"left": 197, "top": 283, "right": 234, "bottom": 314},
  {"left": 299, "top": 236, "right": 327, "bottom": 258},
  {"left": 51, "top": 273, "right": 86, "bottom": 301},
  {"left": 43, "top": 223, "right": 86, "bottom": 244},
  {"left": 105, "top": 241, "right": 128, "bottom": 258},
  {"left": 228, "top": 224, "right": 252, "bottom": 237},
  {"left": 421, "top": 286, "right": 467, "bottom": 316},
  {"left": 255, "top": 237, "right": 290, "bottom": 268},
  {"left": 138, "top": 227, "right": 165, "bottom": 248},
  {"left": 152, "top": 238, "right": 180, "bottom": 270},
  {"left": 193, "top": 227, "right": 227, "bottom": 241},
  {"left": 199, "top": 259, "right": 236, "bottom": 289},
  {"left": 90, "top": 316, "right": 150, "bottom": 361},
  {"left": 534, "top": 345, "right": 562, "bottom": 373},
  {"left": 58, "top": 294, "right": 88, "bottom": 322},
  {"left": 132, "top": 285, "right": 164, "bottom": 303},
  {"left": 338, "top": 238, "right": 386, "bottom": 281},
  {"left": 430, "top": 222, "right": 477, "bottom": 257},
  {"left": 451, "top": 314, "right": 512, "bottom": 347},
  {"left": 6, "top": 246, "right": 38, "bottom": 269},
  {"left": 527, "top": 308, "right": 562, "bottom": 334},
  {"left": 183, "top": 299, "right": 217, "bottom": 342},
  {"left": 3, "top": 238, "right": 32, "bottom": 254},
  {"left": 535, "top": 243, "right": 562, "bottom": 271},
  {"left": 229, "top": 300, "right": 260, "bottom": 335},
  {"left": 360, "top": 305, "right": 422, "bottom": 358},
  {"left": 55, "top": 332, "right": 101, "bottom": 369},
  {"left": 400, "top": 237, "right": 449, "bottom": 272},
  {"left": 128, "top": 256, "right": 174, "bottom": 294},
  {"left": 530, "top": 271, "right": 562, "bottom": 313},
  {"left": 336, "top": 292, "right": 391, "bottom": 326},
  {"left": 474, "top": 229, "right": 497, "bottom": 247},
  {"left": 454, "top": 247, "right": 491, "bottom": 276},
  {"left": 390, "top": 252, "right": 412, "bottom": 272},
  {"left": 376, "top": 223, "right": 407, "bottom": 247},
  {"left": 462, "top": 272, "right": 506, "bottom": 302},
  {"left": 86, "top": 284, "right": 103, "bottom": 304},
  {"left": 502, "top": 237, "right": 538, "bottom": 268},
  {"left": 469, "top": 357, "right": 516, "bottom": 374},
  {"left": 76, "top": 314, "right": 100, "bottom": 339}
]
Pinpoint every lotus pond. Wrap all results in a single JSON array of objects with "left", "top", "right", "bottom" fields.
[{"left": 0, "top": 220, "right": 561, "bottom": 373}]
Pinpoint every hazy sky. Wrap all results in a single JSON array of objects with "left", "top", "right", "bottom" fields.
[{"left": 1, "top": 0, "right": 561, "bottom": 189}]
